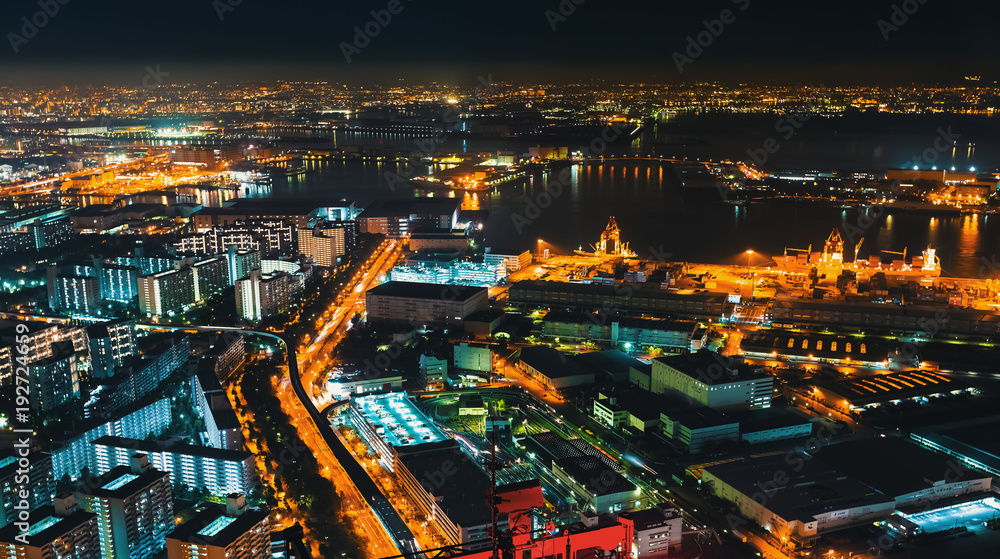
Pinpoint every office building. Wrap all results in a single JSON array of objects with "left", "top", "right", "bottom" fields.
[
  {"left": 75, "top": 454, "right": 174, "bottom": 559},
  {"left": 650, "top": 350, "right": 773, "bottom": 411},
  {"left": 453, "top": 343, "right": 491, "bottom": 372},
  {"left": 388, "top": 261, "right": 505, "bottom": 287},
  {"left": 365, "top": 282, "right": 489, "bottom": 327},
  {"left": 175, "top": 220, "right": 295, "bottom": 258},
  {"left": 92, "top": 436, "right": 257, "bottom": 497},
  {"left": 192, "top": 200, "right": 319, "bottom": 232},
  {"left": 166, "top": 494, "right": 269, "bottom": 559},
  {"left": 629, "top": 504, "right": 684, "bottom": 557},
  {"left": 0, "top": 496, "right": 100, "bottom": 559},
  {"left": 484, "top": 248, "right": 531, "bottom": 274},
  {"left": 0, "top": 452, "right": 54, "bottom": 529},
  {"left": 138, "top": 267, "right": 196, "bottom": 316}
]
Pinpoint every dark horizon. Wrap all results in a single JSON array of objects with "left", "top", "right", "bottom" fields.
[{"left": 1, "top": 0, "right": 997, "bottom": 86}]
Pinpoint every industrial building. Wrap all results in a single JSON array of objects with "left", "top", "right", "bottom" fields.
[
  {"left": 365, "top": 281, "right": 489, "bottom": 327},
  {"left": 516, "top": 346, "right": 595, "bottom": 390},
  {"left": 509, "top": 280, "right": 729, "bottom": 319},
  {"left": 769, "top": 299, "right": 1000, "bottom": 336},
  {"left": 659, "top": 407, "right": 739, "bottom": 454},
  {"left": 740, "top": 330, "right": 891, "bottom": 368},
  {"left": 911, "top": 420, "right": 1000, "bottom": 478},
  {"left": 389, "top": 261, "right": 506, "bottom": 287},
  {"left": 541, "top": 311, "right": 698, "bottom": 352},
  {"left": 484, "top": 248, "right": 531, "bottom": 274},
  {"left": 348, "top": 392, "right": 497, "bottom": 549},
  {"left": 650, "top": 350, "right": 773, "bottom": 411},
  {"left": 704, "top": 437, "right": 992, "bottom": 544},
  {"left": 808, "top": 371, "right": 972, "bottom": 414}
]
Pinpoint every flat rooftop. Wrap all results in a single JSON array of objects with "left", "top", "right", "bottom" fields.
[
  {"left": 168, "top": 504, "right": 269, "bottom": 546},
  {"left": 518, "top": 346, "right": 592, "bottom": 380},
  {"left": 352, "top": 392, "right": 447, "bottom": 449},
  {"left": 654, "top": 349, "right": 767, "bottom": 385},
  {"left": 366, "top": 281, "right": 487, "bottom": 302},
  {"left": 813, "top": 371, "right": 970, "bottom": 407},
  {"left": 818, "top": 438, "right": 990, "bottom": 498},
  {"left": 396, "top": 441, "right": 493, "bottom": 527}
]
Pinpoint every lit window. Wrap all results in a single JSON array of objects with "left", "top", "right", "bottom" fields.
[
  {"left": 816, "top": 341, "right": 823, "bottom": 351},
  {"left": 802, "top": 340, "right": 809, "bottom": 350},
  {"left": 861, "top": 344, "right": 867, "bottom": 354},
  {"left": 788, "top": 338, "right": 795, "bottom": 348},
  {"left": 846, "top": 343, "right": 852, "bottom": 353},
  {"left": 830, "top": 342, "right": 837, "bottom": 352}
]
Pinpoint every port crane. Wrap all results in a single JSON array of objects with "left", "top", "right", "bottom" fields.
[{"left": 853, "top": 239, "right": 864, "bottom": 265}]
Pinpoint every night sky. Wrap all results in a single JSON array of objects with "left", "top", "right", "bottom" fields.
[{"left": 0, "top": 0, "right": 997, "bottom": 85}]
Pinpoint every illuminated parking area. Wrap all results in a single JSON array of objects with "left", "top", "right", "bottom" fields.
[
  {"left": 900, "top": 497, "right": 1000, "bottom": 533},
  {"left": 353, "top": 392, "right": 447, "bottom": 449}
]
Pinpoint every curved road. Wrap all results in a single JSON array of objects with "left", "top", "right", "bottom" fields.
[{"left": 135, "top": 323, "right": 418, "bottom": 555}]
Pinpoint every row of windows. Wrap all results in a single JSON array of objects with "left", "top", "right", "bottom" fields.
[{"left": 786, "top": 339, "right": 866, "bottom": 354}]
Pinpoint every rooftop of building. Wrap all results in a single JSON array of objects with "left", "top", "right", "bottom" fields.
[
  {"left": 704, "top": 454, "right": 893, "bottom": 524},
  {"left": 812, "top": 371, "right": 970, "bottom": 407},
  {"left": 366, "top": 281, "right": 487, "bottom": 301},
  {"left": 728, "top": 407, "right": 813, "bottom": 433},
  {"left": 523, "top": 432, "right": 618, "bottom": 471},
  {"left": 555, "top": 455, "right": 636, "bottom": 496},
  {"left": 395, "top": 440, "right": 493, "bottom": 527},
  {"left": 510, "top": 280, "right": 728, "bottom": 303},
  {"left": 663, "top": 406, "right": 736, "bottom": 429},
  {"left": 628, "top": 503, "right": 682, "bottom": 531},
  {"left": 485, "top": 247, "right": 530, "bottom": 256},
  {"left": 818, "top": 438, "right": 990, "bottom": 498},
  {"left": 0, "top": 505, "right": 96, "bottom": 546},
  {"left": 358, "top": 198, "right": 460, "bottom": 218},
  {"left": 911, "top": 427, "right": 1000, "bottom": 476},
  {"left": 518, "top": 346, "right": 592, "bottom": 380},
  {"left": 772, "top": 298, "right": 1000, "bottom": 322},
  {"left": 574, "top": 350, "right": 647, "bottom": 380},
  {"left": 352, "top": 392, "right": 447, "bottom": 448},
  {"left": 542, "top": 310, "right": 696, "bottom": 333},
  {"left": 167, "top": 503, "right": 268, "bottom": 546},
  {"left": 83, "top": 464, "right": 170, "bottom": 499},
  {"left": 741, "top": 331, "right": 891, "bottom": 362},
  {"left": 653, "top": 349, "right": 768, "bottom": 386},
  {"left": 91, "top": 436, "right": 253, "bottom": 462}
]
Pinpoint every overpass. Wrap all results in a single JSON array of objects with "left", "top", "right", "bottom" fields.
[{"left": 134, "top": 323, "right": 419, "bottom": 554}]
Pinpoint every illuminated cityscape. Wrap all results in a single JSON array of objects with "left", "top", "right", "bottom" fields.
[{"left": 3, "top": 2, "right": 1000, "bottom": 559}]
